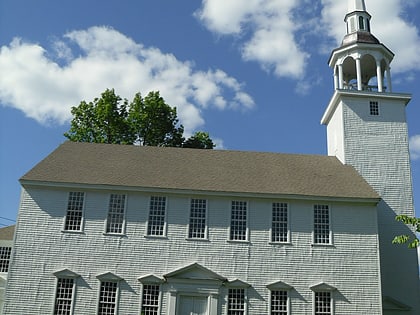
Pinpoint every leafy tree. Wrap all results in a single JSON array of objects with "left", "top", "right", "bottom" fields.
[
  {"left": 183, "top": 131, "right": 215, "bottom": 149},
  {"left": 64, "top": 89, "right": 133, "bottom": 144},
  {"left": 128, "top": 91, "right": 184, "bottom": 147},
  {"left": 64, "top": 89, "right": 214, "bottom": 149},
  {"left": 392, "top": 215, "right": 420, "bottom": 248}
]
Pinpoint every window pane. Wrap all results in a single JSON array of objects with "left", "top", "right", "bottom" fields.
[
  {"left": 188, "top": 199, "right": 207, "bottom": 239},
  {"left": 315, "top": 292, "right": 331, "bottom": 315},
  {"left": 64, "top": 192, "right": 84, "bottom": 231},
  {"left": 142, "top": 284, "right": 160, "bottom": 315},
  {"left": 272, "top": 203, "right": 288, "bottom": 242},
  {"left": 314, "top": 205, "right": 330, "bottom": 244},
  {"left": 147, "top": 196, "right": 166, "bottom": 236},
  {"left": 54, "top": 278, "right": 74, "bottom": 315},
  {"left": 0, "top": 246, "right": 11, "bottom": 272},
  {"left": 98, "top": 281, "right": 118, "bottom": 315},
  {"left": 271, "top": 290, "right": 288, "bottom": 315},
  {"left": 106, "top": 194, "right": 125, "bottom": 234},
  {"left": 230, "top": 201, "right": 247, "bottom": 241},
  {"left": 228, "top": 288, "right": 245, "bottom": 315},
  {"left": 370, "top": 101, "right": 379, "bottom": 115}
]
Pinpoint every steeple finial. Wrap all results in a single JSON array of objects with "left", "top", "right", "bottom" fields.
[{"left": 348, "top": 0, "right": 366, "bottom": 13}]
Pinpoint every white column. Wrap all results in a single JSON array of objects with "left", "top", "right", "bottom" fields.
[
  {"left": 356, "top": 57, "right": 362, "bottom": 91},
  {"left": 168, "top": 291, "right": 177, "bottom": 315},
  {"left": 338, "top": 64, "right": 344, "bottom": 89},
  {"left": 376, "top": 61, "right": 383, "bottom": 92},
  {"left": 386, "top": 66, "right": 392, "bottom": 93}
]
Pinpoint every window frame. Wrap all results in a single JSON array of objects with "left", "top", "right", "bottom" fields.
[
  {"left": 187, "top": 198, "right": 208, "bottom": 240},
  {"left": 227, "top": 288, "right": 246, "bottom": 315},
  {"left": 104, "top": 193, "right": 127, "bottom": 235},
  {"left": 369, "top": 101, "right": 379, "bottom": 116},
  {"left": 146, "top": 196, "right": 167, "bottom": 237},
  {"left": 270, "top": 290, "right": 289, "bottom": 315},
  {"left": 313, "top": 204, "right": 332, "bottom": 245},
  {"left": 228, "top": 200, "right": 248, "bottom": 242},
  {"left": 140, "top": 283, "right": 161, "bottom": 315},
  {"left": 270, "top": 202, "right": 290, "bottom": 244},
  {"left": 52, "top": 269, "right": 80, "bottom": 315},
  {"left": 313, "top": 291, "right": 333, "bottom": 315},
  {"left": 53, "top": 277, "right": 76, "bottom": 315},
  {"left": 97, "top": 281, "right": 119, "bottom": 315},
  {"left": 0, "top": 246, "right": 12, "bottom": 273},
  {"left": 63, "top": 191, "right": 85, "bottom": 232}
]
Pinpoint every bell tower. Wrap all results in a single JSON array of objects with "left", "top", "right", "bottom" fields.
[{"left": 321, "top": 0, "right": 420, "bottom": 313}]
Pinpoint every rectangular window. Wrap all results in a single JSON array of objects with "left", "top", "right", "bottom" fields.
[
  {"left": 271, "top": 290, "right": 288, "bottom": 315},
  {"left": 64, "top": 192, "right": 84, "bottom": 231},
  {"left": 188, "top": 199, "right": 207, "bottom": 239},
  {"left": 0, "top": 246, "right": 11, "bottom": 272},
  {"left": 147, "top": 196, "right": 166, "bottom": 236},
  {"left": 230, "top": 201, "right": 247, "bottom": 241},
  {"left": 141, "top": 284, "right": 160, "bottom": 315},
  {"left": 106, "top": 194, "right": 126, "bottom": 234},
  {"left": 314, "top": 205, "right": 330, "bottom": 244},
  {"left": 54, "top": 278, "right": 74, "bottom": 315},
  {"left": 370, "top": 101, "right": 379, "bottom": 115},
  {"left": 314, "top": 292, "right": 332, "bottom": 315},
  {"left": 228, "top": 288, "right": 245, "bottom": 315},
  {"left": 98, "top": 281, "right": 118, "bottom": 315},
  {"left": 271, "top": 203, "right": 288, "bottom": 243}
]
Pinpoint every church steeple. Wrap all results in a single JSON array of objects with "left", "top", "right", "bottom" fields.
[{"left": 328, "top": 0, "right": 394, "bottom": 93}]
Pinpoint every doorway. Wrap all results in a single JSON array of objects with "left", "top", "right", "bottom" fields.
[{"left": 177, "top": 295, "right": 208, "bottom": 315}]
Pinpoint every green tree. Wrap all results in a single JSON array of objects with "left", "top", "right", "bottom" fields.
[
  {"left": 183, "top": 131, "right": 215, "bottom": 149},
  {"left": 392, "top": 215, "right": 420, "bottom": 248},
  {"left": 128, "top": 91, "right": 184, "bottom": 147},
  {"left": 64, "top": 89, "right": 133, "bottom": 144},
  {"left": 64, "top": 89, "right": 214, "bottom": 149}
]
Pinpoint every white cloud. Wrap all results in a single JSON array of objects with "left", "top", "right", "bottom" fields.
[
  {"left": 197, "top": 0, "right": 420, "bottom": 81},
  {"left": 410, "top": 135, "right": 420, "bottom": 160},
  {"left": 0, "top": 26, "right": 254, "bottom": 132}
]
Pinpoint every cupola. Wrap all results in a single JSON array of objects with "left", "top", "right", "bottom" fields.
[{"left": 328, "top": 0, "right": 394, "bottom": 93}]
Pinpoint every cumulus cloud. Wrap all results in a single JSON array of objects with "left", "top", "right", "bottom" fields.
[
  {"left": 197, "top": 0, "right": 420, "bottom": 81},
  {"left": 410, "top": 135, "right": 420, "bottom": 160},
  {"left": 0, "top": 26, "right": 254, "bottom": 131}
]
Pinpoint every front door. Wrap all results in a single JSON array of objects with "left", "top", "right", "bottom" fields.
[{"left": 177, "top": 295, "right": 208, "bottom": 315}]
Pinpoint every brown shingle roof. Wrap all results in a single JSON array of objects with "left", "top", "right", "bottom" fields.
[
  {"left": 20, "top": 141, "right": 379, "bottom": 201},
  {"left": 0, "top": 225, "right": 15, "bottom": 240}
]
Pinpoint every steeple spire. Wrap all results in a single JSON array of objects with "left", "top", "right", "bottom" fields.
[
  {"left": 345, "top": 0, "right": 371, "bottom": 34},
  {"left": 348, "top": 0, "right": 366, "bottom": 13}
]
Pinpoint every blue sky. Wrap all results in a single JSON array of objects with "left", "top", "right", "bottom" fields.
[{"left": 1, "top": 0, "right": 420, "bottom": 228}]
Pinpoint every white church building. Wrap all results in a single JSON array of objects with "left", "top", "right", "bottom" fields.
[{"left": 3, "top": 0, "right": 420, "bottom": 314}]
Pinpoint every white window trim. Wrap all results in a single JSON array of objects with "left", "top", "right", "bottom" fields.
[
  {"left": 266, "top": 281, "right": 292, "bottom": 315},
  {"left": 312, "top": 204, "right": 333, "bottom": 246},
  {"left": 186, "top": 198, "right": 209, "bottom": 240},
  {"left": 225, "top": 280, "right": 249, "bottom": 315},
  {"left": 269, "top": 202, "right": 291, "bottom": 244},
  {"left": 52, "top": 269, "right": 80, "bottom": 315},
  {"left": 140, "top": 283, "right": 162, "bottom": 315},
  {"left": 310, "top": 282, "right": 336, "bottom": 315},
  {"left": 96, "top": 272, "right": 122, "bottom": 315},
  {"left": 62, "top": 191, "right": 85, "bottom": 233},
  {"left": 228, "top": 200, "right": 249, "bottom": 243},
  {"left": 145, "top": 196, "right": 168, "bottom": 238},
  {"left": 103, "top": 194, "right": 127, "bottom": 236},
  {"left": 269, "top": 290, "right": 290, "bottom": 315}
]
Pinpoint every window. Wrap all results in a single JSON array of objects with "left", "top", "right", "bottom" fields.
[
  {"left": 105, "top": 194, "right": 126, "bottom": 234},
  {"left": 64, "top": 192, "right": 84, "bottom": 231},
  {"left": 141, "top": 284, "right": 160, "bottom": 315},
  {"left": 188, "top": 199, "right": 207, "bottom": 239},
  {"left": 54, "top": 278, "right": 75, "bottom": 315},
  {"left": 98, "top": 281, "right": 118, "bottom": 315},
  {"left": 314, "top": 205, "right": 330, "bottom": 244},
  {"left": 314, "top": 291, "right": 332, "bottom": 315},
  {"left": 271, "top": 290, "right": 288, "bottom": 315},
  {"left": 0, "top": 246, "right": 11, "bottom": 272},
  {"left": 370, "top": 101, "right": 379, "bottom": 115},
  {"left": 359, "top": 16, "right": 365, "bottom": 30},
  {"left": 228, "top": 288, "right": 245, "bottom": 315},
  {"left": 147, "top": 196, "right": 166, "bottom": 236},
  {"left": 230, "top": 201, "right": 247, "bottom": 241},
  {"left": 271, "top": 203, "right": 288, "bottom": 243}
]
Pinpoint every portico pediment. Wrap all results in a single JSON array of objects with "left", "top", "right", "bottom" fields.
[{"left": 164, "top": 262, "right": 227, "bottom": 283}]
